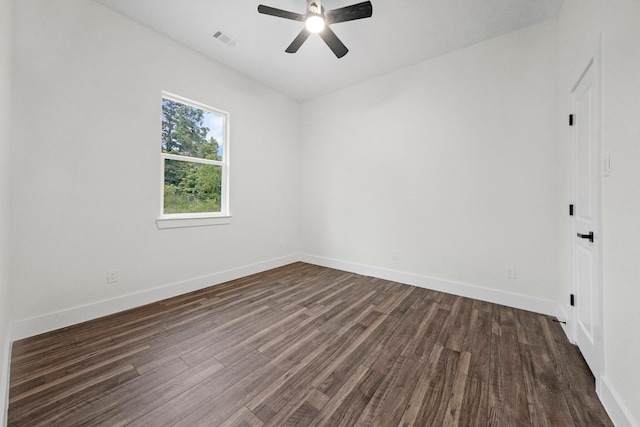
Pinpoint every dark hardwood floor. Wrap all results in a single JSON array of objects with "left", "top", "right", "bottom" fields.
[{"left": 8, "top": 262, "right": 613, "bottom": 426}]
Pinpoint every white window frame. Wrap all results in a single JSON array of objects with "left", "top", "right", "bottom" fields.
[{"left": 156, "top": 92, "right": 231, "bottom": 229}]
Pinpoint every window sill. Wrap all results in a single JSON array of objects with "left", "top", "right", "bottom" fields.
[{"left": 156, "top": 215, "right": 232, "bottom": 229}]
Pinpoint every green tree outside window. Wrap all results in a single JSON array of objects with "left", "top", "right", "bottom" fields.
[{"left": 161, "top": 97, "right": 226, "bottom": 214}]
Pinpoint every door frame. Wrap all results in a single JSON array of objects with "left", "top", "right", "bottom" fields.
[{"left": 570, "top": 40, "right": 604, "bottom": 390}]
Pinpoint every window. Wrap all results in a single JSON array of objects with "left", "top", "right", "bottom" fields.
[{"left": 159, "top": 93, "right": 229, "bottom": 226}]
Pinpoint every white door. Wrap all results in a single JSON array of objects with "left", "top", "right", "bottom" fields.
[{"left": 571, "top": 56, "right": 602, "bottom": 379}]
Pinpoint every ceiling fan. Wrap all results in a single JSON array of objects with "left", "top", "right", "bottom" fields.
[{"left": 257, "top": 0, "right": 373, "bottom": 58}]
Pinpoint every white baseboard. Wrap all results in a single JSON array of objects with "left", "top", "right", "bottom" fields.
[
  {"left": 9, "top": 253, "right": 563, "bottom": 340},
  {"left": 600, "top": 376, "right": 639, "bottom": 427},
  {"left": 0, "top": 330, "right": 10, "bottom": 427},
  {"left": 555, "top": 303, "right": 572, "bottom": 342},
  {"left": 299, "top": 253, "right": 560, "bottom": 317},
  {"left": 10, "top": 254, "right": 299, "bottom": 341}
]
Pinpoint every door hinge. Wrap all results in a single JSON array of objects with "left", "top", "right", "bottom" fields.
[
  {"left": 569, "top": 114, "right": 574, "bottom": 126},
  {"left": 570, "top": 294, "right": 575, "bottom": 306},
  {"left": 569, "top": 204, "right": 574, "bottom": 216}
]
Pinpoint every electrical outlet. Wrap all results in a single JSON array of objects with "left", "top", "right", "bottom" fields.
[
  {"left": 107, "top": 269, "right": 119, "bottom": 284},
  {"left": 392, "top": 251, "right": 399, "bottom": 261},
  {"left": 505, "top": 265, "right": 516, "bottom": 279}
]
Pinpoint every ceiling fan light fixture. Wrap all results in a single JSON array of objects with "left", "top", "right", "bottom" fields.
[
  {"left": 305, "top": 14, "right": 325, "bottom": 33},
  {"left": 258, "top": 1, "right": 373, "bottom": 57}
]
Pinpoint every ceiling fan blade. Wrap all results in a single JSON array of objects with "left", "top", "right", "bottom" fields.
[
  {"left": 325, "top": 1, "right": 373, "bottom": 25},
  {"left": 286, "top": 29, "right": 311, "bottom": 53},
  {"left": 257, "top": 5, "right": 305, "bottom": 22},
  {"left": 319, "top": 26, "right": 349, "bottom": 58}
]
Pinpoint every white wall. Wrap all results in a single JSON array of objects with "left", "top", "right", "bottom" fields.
[
  {"left": 300, "top": 20, "right": 559, "bottom": 304},
  {"left": 9, "top": 0, "right": 300, "bottom": 328},
  {"left": 0, "top": 0, "right": 13, "bottom": 422},
  {"left": 557, "top": 1, "right": 640, "bottom": 425}
]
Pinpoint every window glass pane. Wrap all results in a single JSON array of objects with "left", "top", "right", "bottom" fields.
[
  {"left": 162, "top": 98, "right": 224, "bottom": 161},
  {"left": 164, "top": 159, "right": 222, "bottom": 214}
]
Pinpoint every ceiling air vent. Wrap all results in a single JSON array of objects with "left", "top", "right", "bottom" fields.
[{"left": 212, "top": 29, "right": 238, "bottom": 47}]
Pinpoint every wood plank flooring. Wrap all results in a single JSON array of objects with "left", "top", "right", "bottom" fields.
[{"left": 8, "top": 262, "right": 613, "bottom": 426}]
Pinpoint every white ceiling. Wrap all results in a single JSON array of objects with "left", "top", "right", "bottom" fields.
[{"left": 92, "top": 0, "right": 563, "bottom": 101}]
